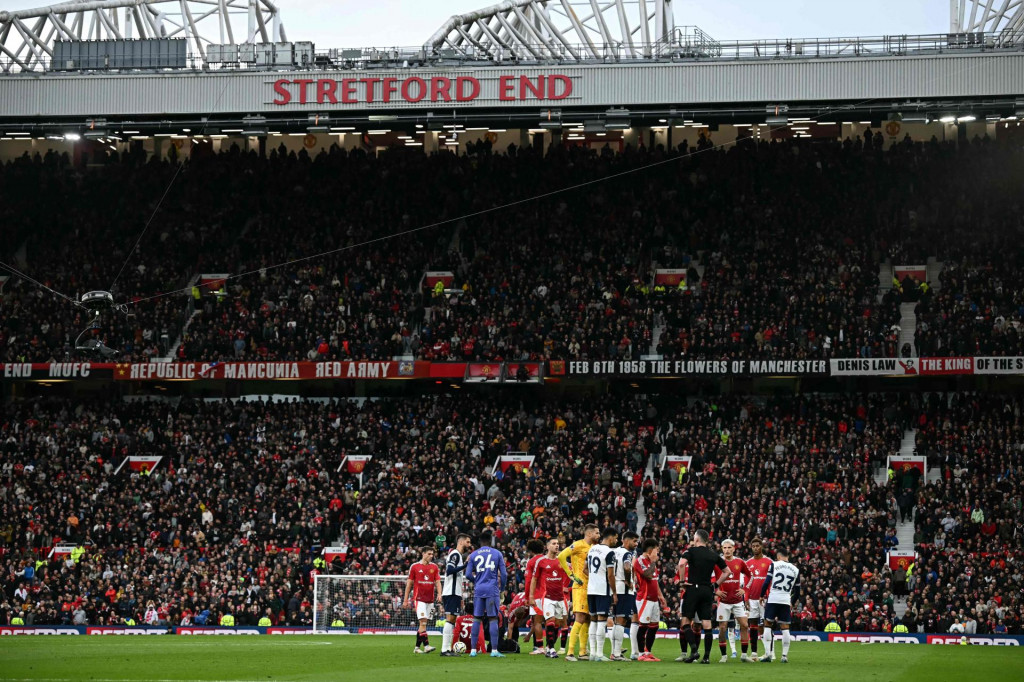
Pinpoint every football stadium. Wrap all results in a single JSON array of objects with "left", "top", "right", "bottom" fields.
[{"left": 1, "top": 0, "right": 1023, "bottom": 679}]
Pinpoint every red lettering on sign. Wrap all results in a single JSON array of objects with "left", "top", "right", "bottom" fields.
[
  {"left": 382, "top": 78, "right": 398, "bottom": 103},
  {"left": 340, "top": 79, "right": 357, "bottom": 104},
  {"left": 272, "top": 79, "right": 291, "bottom": 105},
  {"left": 548, "top": 75, "right": 572, "bottom": 100},
  {"left": 498, "top": 75, "right": 516, "bottom": 101},
  {"left": 402, "top": 77, "right": 426, "bottom": 103},
  {"left": 456, "top": 77, "right": 480, "bottom": 102},
  {"left": 362, "top": 77, "right": 380, "bottom": 103},
  {"left": 520, "top": 75, "right": 545, "bottom": 100},
  {"left": 317, "top": 79, "right": 338, "bottom": 104},
  {"left": 292, "top": 79, "right": 313, "bottom": 104},
  {"left": 430, "top": 77, "right": 452, "bottom": 102}
]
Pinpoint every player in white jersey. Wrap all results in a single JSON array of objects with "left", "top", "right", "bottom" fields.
[
  {"left": 440, "top": 533, "right": 471, "bottom": 655},
  {"left": 758, "top": 546, "right": 800, "bottom": 664},
  {"left": 585, "top": 527, "right": 619, "bottom": 662},
  {"left": 610, "top": 531, "right": 639, "bottom": 661}
]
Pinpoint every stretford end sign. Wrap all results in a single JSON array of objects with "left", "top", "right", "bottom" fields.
[{"left": 271, "top": 74, "right": 573, "bottom": 105}]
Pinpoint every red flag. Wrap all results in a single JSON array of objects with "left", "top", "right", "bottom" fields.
[
  {"left": 493, "top": 453, "right": 535, "bottom": 474},
  {"left": 663, "top": 456, "right": 692, "bottom": 473},
  {"left": 343, "top": 455, "right": 372, "bottom": 474}
]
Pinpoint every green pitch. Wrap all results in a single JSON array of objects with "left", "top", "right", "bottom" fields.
[{"left": 1, "top": 637, "right": 1020, "bottom": 682}]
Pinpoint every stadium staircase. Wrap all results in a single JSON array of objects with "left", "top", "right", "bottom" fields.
[
  {"left": 159, "top": 274, "right": 201, "bottom": 362},
  {"left": 898, "top": 302, "right": 918, "bottom": 358},
  {"left": 925, "top": 258, "right": 943, "bottom": 292},
  {"left": 884, "top": 428, "right": 919, "bottom": 619},
  {"left": 878, "top": 262, "right": 894, "bottom": 296}
]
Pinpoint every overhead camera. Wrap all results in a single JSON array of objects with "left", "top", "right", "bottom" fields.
[{"left": 75, "top": 338, "right": 120, "bottom": 358}]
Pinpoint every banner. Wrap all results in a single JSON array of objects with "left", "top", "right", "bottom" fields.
[
  {"left": 893, "top": 265, "right": 927, "bottom": 283},
  {"left": 466, "top": 363, "right": 502, "bottom": 382},
  {"left": 339, "top": 455, "right": 372, "bottom": 474},
  {"left": 975, "top": 357, "right": 1024, "bottom": 374},
  {"left": 47, "top": 543, "right": 76, "bottom": 559},
  {"left": 888, "top": 549, "right": 916, "bottom": 572},
  {"left": 831, "top": 358, "right": 918, "bottom": 376},
  {"left": 423, "top": 271, "right": 455, "bottom": 291},
  {"left": 654, "top": 269, "right": 688, "bottom": 286},
  {"left": 918, "top": 357, "right": 973, "bottom": 375},
  {"left": 662, "top": 455, "right": 693, "bottom": 473},
  {"left": 114, "top": 361, "right": 428, "bottom": 381},
  {"left": 114, "top": 456, "right": 162, "bottom": 475},
  {"left": 561, "top": 359, "right": 827, "bottom": 377},
  {"left": 492, "top": 453, "right": 535, "bottom": 475},
  {"left": 322, "top": 546, "right": 349, "bottom": 563},
  {"left": 888, "top": 455, "right": 925, "bottom": 478},
  {"left": 197, "top": 273, "right": 230, "bottom": 294}
]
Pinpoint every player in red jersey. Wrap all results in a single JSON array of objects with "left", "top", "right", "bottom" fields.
[
  {"left": 522, "top": 539, "right": 547, "bottom": 654},
  {"left": 403, "top": 546, "right": 441, "bottom": 654},
  {"left": 530, "top": 537, "right": 569, "bottom": 658},
  {"left": 456, "top": 613, "right": 486, "bottom": 651},
  {"left": 745, "top": 537, "right": 773, "bottom": 659},
  {"left": 713, "top": 538, "right": 753, "bottom": 662},
  {"left": 505, "top": 592, "right": 531, "bottom": 646},
  {"left": 633, "top": 538, "right": 668, "bottom": 662}
]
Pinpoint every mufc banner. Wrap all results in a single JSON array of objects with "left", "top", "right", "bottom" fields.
[
  {"left": 339, "top": 455, "right": 372, "bottom": 474},
  {"left": 114, "top": 455, "right": 162, "bottom": 475},
  {"left": 888, "top": 455, "right": 925, "bottom": 477},
  {"left": 322, "top": 546, "right": 349, "bottom": 563},
  {"left": 492, "top": 453, "right": 535, "bottom": 475},
  {"left": 662, "top": 455, "right": 693, "bottom": 473},
  {"left": 831, "top": 358, "right": 919, "bottom": 376},
  {"left": 114, "top": 361, "right": 428, "bottom": 381},
  {"left": 888, "top": 549, "right": 916, "bottom": 572}
]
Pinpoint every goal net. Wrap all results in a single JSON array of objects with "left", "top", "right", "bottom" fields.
[{"left": 315, "top": 574, "right": 442, "bottom": 634}]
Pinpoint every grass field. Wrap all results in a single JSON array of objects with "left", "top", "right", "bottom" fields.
[{"left": 1, "top": 637, "right": 1021, "bottom": 682}]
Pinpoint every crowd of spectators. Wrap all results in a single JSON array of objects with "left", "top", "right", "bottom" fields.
[
  {"left": 5, "top": 134, "right": 1021, "bottom": 365},
  {"left": 3, "top": 390, "right": 1017, "bottom": 634}
]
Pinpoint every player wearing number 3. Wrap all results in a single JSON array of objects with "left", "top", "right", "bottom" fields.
[{"left": 465, "top": 530, "right": 508, "bottom": 658}]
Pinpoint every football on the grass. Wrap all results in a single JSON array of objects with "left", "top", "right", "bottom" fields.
[{"left": 453, "top": 642, "right": 467, "bottom": 654}]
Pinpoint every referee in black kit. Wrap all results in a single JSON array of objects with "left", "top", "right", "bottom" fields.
[{"left": 678, "top": 530, "right": 730, "bottom": 663}]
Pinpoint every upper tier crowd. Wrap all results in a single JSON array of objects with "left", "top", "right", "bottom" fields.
[
  {"left": 3, "top": 133, "right": 1022, "bottom": 364},
  {"left": 1, "top": 392, "right": 1019, "bottom": 634}
]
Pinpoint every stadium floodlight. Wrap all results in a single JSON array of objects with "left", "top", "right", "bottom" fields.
[
  {"left": 604, "top": 120, "right": 630, "bottom": 130},
  {"left": 938, "top": 115, "right": 957, "bottom": 123},
  {"left": 957, "top": 115, "right": 976, "bottom": 122},
  {"left": 242, "top": 128, "right": 268, "bottom": 137},
  {"left": 308, "top": 125, "right": 329, "bottom": 133},
  {"left": 83, "top": 131, "right": 105, "bottom": 140},
  {"left": 985, "top": 114, "right": 1001, "bottom": 122},
  {"left": 900, "top": 114, "right": 929, "bottom": 123},
  {"left": 64, "top": 133, "right": 81, "bottom": 141}
]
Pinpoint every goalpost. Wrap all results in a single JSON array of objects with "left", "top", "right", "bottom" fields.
[{"left": 315, "top": 574, "right": 446, "bottom": 634}]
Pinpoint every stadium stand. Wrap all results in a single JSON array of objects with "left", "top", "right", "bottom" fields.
[{"left": 3, "top": 392, "right": 1017, "bottom": 634}]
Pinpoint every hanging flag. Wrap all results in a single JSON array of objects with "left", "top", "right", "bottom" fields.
[
  {"left": 662, "top": 455, "right": 693, "bottom": 473},
  {"left": 338, "top": 454, "right": 373, "bottom": 474},
  {"left": 322, "top": 546, "right": 349, "bottom": 563},
  {"left": 113, "top": 455, "right": 163, "bottom": 475},
  {"left": 887, "top": 455, "right": 926, "bottom": 477},
  {"left": 888, "top": 549, "right": 916, "bottom": 572},
  {"left": 492, "top": 453, "right": 535, "bottom": 475},
  {"left": 48, "top": 543, "right": 76, "bottom": 559}
]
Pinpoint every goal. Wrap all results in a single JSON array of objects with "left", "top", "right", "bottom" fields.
[{"left": 314, "top": 574, "right": 438, "bottom": 634}]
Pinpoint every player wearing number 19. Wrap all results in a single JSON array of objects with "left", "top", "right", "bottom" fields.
[
  {"left": 465, "top": 530, "right": 508, "bottom": 659},
  {"left": 557, "top": 523, "right": 600, "bottom": 662},
  {"left": 404, "top": 546, "right": 442, "bottom": 654},
  {"left": 585, "top": 527, "right": 619, "bottom": 662}
]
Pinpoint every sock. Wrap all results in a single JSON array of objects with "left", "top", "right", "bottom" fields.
[
  {"left": 568, "top": 622, "right": 581, "bottom": 655},
  {"left": 679, "top": 629, "right": 689, "bottom": 653},
  {"left": 588, "top": 626, "right": 598, "bottom": 658},
  {"left": 579, "top": 623, "right": 590, "bottom": 654},
  {"left": 595, "top": 622, "right": 607, "bottom": 658},
  {"left": 560, "top": 627, "right": 569, "bottom": 648},
  {"left": 483, "top": 618, "right": 492, "bottom": 651},
  {"left": 691, "top": 624, "right": 702, "bottom": 654},
  {"left": 422, "top": 632, "right": 429, "bottom": 647},
  {"left": 728, "top": 627, "right": 737, "bottom": 654},
  {"left": 470, "top": 620, "right": 481, "bottom": 653},
  {"left": 750, "top": 625, "right": 759, "bottom": 653},
  {"left": 534, "top": 633, "right": 542, "bottom": 650},
  {"left": 741, "top": 635, "right": 749, "bottom": 655},
  {"left": 762, "top": 626, "right": 773, "bottom": 656},
  {"left": 782, "top": 630, "right": 791, "bottom": 657},
  {"left": 630, "top": 622, "right": 640, "bottom": 655},
  {"left": 488, "top": 619, "right": 499, "bottom": 653},
  {"left": 646, "top": 624, "right": 658, "bottom": 653},
  {"left": 442, "top": 622, "right": 453, "bottom": 652},
  {"left": 545, "top": 623, "right": 558, "bottom": 649},
  {"left": 703, "top": 630, "right": 714, "bottom": 659},
  {"left": 612, "top": 624, "right": 624, "bottom": 656},
  {"left": 719, "top": 639, "right": 727, "bottom": 656}
]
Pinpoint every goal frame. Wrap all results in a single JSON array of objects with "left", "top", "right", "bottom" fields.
[{"left": 312, "top": 574, "right": 407, "bottom": 634}]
